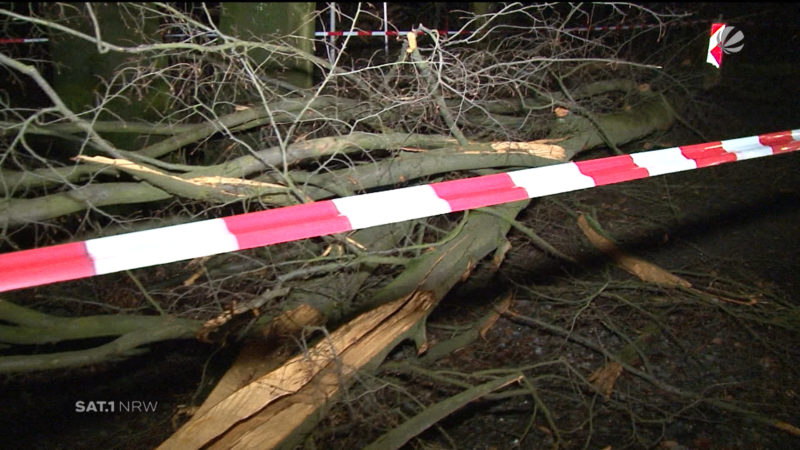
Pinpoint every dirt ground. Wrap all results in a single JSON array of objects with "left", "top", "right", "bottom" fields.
[{"left": 3, "top": 26, "right": 799, "bottom": 450}]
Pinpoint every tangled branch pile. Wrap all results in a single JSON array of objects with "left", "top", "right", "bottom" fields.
[{"left": 0, "top": 2, "right": 723, "bottom": 435}]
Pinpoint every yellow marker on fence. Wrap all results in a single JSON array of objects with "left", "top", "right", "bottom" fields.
[{"left": 407, "top": 31, "right": 417, "bottom": 53}]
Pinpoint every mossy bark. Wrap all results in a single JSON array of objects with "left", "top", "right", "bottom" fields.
[
  {"left": 219, "top": 2, "right": 315, "bottom": 89},
  {"left": 44, "top": 4, "right": 169, "bottom": 148}
]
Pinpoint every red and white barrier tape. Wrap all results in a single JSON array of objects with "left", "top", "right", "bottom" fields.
[
  {"left": 0, "top": 37, "right": 48, "bottom": 44},
  {"left": 1, "top": 129, "right": 798, "bottom": 293},
  {"left": 1, "top": 19, "right": 716, "bottom": 44},
  {"left": 314, "top": 19, "right": 713, "bottom": 38}
]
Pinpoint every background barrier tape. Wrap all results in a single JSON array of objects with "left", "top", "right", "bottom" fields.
[
  {"left": 2, "top": 18, "right": 721, "bottom": 44},
  {"left": 314, "top": 18, "right": 715, "bottom": 37},
  {"left": 1, "top": 129, "right": 798, "bottom": 292}
]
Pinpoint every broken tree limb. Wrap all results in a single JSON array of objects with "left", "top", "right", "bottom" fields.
[
  {"left": 0, "top": 181, "right": 172, "bottom": 227},
  {"left": 365, "top": 200, "right": 530, "bottom": 309},
  {"left": 190, "top": 303, "right": 326, "bottom": 420},
  {"left": 0, "top": 299, "right": 199, "bottom": 346},
  {"left": 408, "top": 41, "right": 469, "bottom": 146},
  {"left": 555, "top": 92, "right": 674, "bottom": 152},
  {"left": 184, "top": 222, "right": 412, "bottom": 420},
  {"left": 2, "top": 83, "right": 674, "bottom": 225},
  {"left": 159, "top": 290, "right": 437, "bottom": 450},
  {"left": 162, "top": 200, "right": 531, "bottom": 448},
  {"left": 267, "top": 202, "right": 531, "bottom": 448},
  {"left": 577, "top": 213, "right": 691, "bottom": 288},
  {"left": 0, "top": 317, "right": 200, "bottom": 373},
  {"left": 75, "top": 155, "right": 289, "bottom": 202},
  {"left": 416, "top": 292, "right": 513, "bottom": 365}
]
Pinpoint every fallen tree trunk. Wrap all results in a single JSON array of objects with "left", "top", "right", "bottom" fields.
[
  {"left": 155, "top": 87, "right": 675, "bottom": 446},
  {"left": 0, "top": 87, "right": 672, "bottom": 226},
  {"left": 162, "top": 199, "right": 529, "bottom": 448},
  {"left": 0, "top": 85, "right": 675, "bottom": 373}
]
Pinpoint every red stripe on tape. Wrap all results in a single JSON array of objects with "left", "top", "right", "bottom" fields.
[
  {"left": 223, "top": 201, "right": 352, "bottom": 250},
  {"left": 759, "top": 130, "right": 800, "bottom": 154},
  {"left": 430, "top": 173, "right": 528, "bottom": 212},
  {"left": 357, "top": 31, "right": 371, "bottom": 36},
  {"left": 0, "top": 242, "right": 95, "bottom": 292},
  {"left": 574, "top": 155, "right": 649, "bottom": 185},
  {"left": 680, "top": 142, "right": 736, "bottom": 167},
  {"left": 776, "top": 140, "right": 800, "bottom": 153}
]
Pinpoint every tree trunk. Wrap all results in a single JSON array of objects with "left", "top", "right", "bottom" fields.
[
  {"left": 44, "top": 4, "right": 168, "bottom": 148},
  {"left": 219, "top": 2, "right": 315, "bottom": 89}
]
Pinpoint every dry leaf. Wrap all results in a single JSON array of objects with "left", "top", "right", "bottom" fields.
[{"left": 587, "top": 362, "right": 624, "bottom": 400}]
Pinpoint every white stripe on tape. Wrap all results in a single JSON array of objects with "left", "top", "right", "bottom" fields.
[
  {"left": 86, "top": 219, "right": 239, "bottom": 275},
  {"left": 630, "top": 147, "right": 697, "bottom": 176},
  {"left": 333, "top": 184, "right": 451, "bottom": 230},
  {"left": 507, "top": 162, "right": 596, "bottom": 198}
]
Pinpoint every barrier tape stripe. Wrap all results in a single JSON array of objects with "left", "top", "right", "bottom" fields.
[
  {"left": 0, "top": 37, "right": 49, "bottom": 44},
  {"left": 1, "top": 129, "right": 798, "bottom": 292},
  {"left": 3, "top": 18, "right": 718, "bottom": 44},
  {"left": 315, "top": 19, "right": 715, "bottom": 37}
]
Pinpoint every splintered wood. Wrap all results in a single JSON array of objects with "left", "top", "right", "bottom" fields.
[
  {"left": 159, "top": 291, "right": 436, "bottom": 449},
  {"left": 75, "top": 155, "right": 284, "bottom": 198},
  {"left": 191, "top": 304, "right": 325, "bottom": 419}
]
